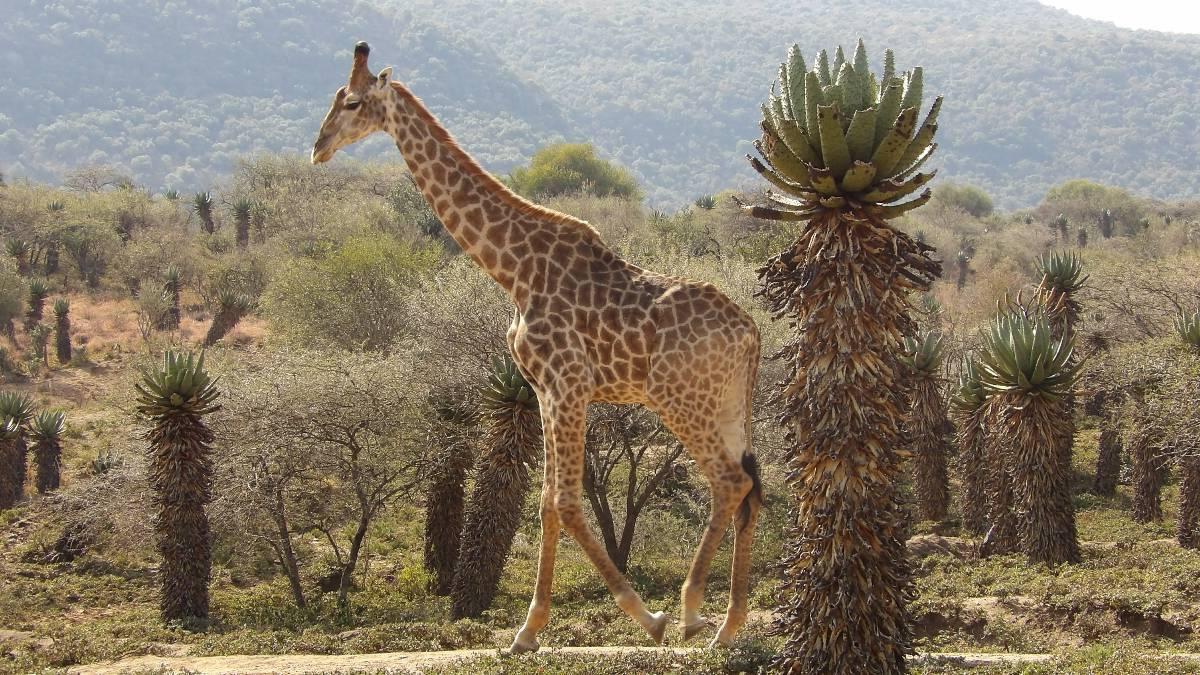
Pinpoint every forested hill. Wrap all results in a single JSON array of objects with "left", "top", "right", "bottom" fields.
[
  {"left": 0, "top": 0, "right": 570, "bottom": 189},
  {"left": 397, "top": 0, "right": 1200, "bottom": 207},
  {"left": 3, "top": 0, "right": 1200, "bottom": 208}
]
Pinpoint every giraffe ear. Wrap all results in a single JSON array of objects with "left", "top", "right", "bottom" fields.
[{"left": 377, "top": 67, "right": 393, "bottom": 88}]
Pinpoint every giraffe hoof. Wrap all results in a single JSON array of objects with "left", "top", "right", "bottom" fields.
[
  {"left": 708, "top": 632, "right": 736, "bottom": 649},
  {"left": 647, "top": 611, "right": 669, "bottom": 645},
  {"left": 681, "top": 618, "right": 710, "bottom": 641},
  {"left": 508, "top": 637, "right": 540, "bottom": 655}
]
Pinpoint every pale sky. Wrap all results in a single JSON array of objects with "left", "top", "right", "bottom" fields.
[{"left": 1039, "top": 1, "right": 1200, "bottom": 34}]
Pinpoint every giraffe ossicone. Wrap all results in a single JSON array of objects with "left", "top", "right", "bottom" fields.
[{"left": 312, "top": 42, "right": 764, "bottom": 652}]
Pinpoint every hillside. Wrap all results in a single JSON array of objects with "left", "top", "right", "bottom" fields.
[
  {"left": 3, "top": 0, "right": 1200, "bottom": 207},
  {"left": 0, "top": 0, "right": 569, "bottom": 189}
]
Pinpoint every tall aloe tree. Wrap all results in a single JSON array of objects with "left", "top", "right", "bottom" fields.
[
  {"left": 1035, "top": 252, "right": 1086, "bottom": 341},
  {"left": 193, "top": 192, "right": 216, "bottom": 234},
  {"left": 1177, "top": 311, "right": 1200, "bottom": 547},
  {"left": 423, "top": 390, "right": 475, "bottom": 595},
  {"left": 951, "top": 358, "right": 989, "bottom": 535},
  {"left": 903, "top": 330, "right": 949, "bottom": 522},
  {"left": 978, "top": 312, "right": 1082, "bottom": 564},
  {"left": 202, "top": 288, "right": 253, "bottom": 347},
  {"left": 232, "top": 198, "right": 253, "bottom": 249},
  {"left": 161, "top": 265, "right": 182, "bottom": 331},
  {"left": 25, "top": 277, "right": 49, "bottom": 329},
  {"left": 744, "top": 40, "right": 942, "bottom": 673},
  {"left": 450, "top": 356, "right": 541, "bottom": 619},
  {"left": 31, "top": 410, "right": 66, "bottom": 493},
  {"left": 136, "top": 351, "right": 221, "bottom": 624},
  {"left": 0, "top": 392, "right": 35, "bottom": 509},
  {"left": 53, "top": 298, "right": 72, "bottom": 365}
]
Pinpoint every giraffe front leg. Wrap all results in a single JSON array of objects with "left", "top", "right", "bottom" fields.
[
  {"left": 551, "top": 397, "right": 668, "bottom": 644},
  {"left": 511, "top": 418, "right": 559, "bottom": 654}
]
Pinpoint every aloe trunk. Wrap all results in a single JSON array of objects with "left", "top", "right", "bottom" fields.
[
  {"left": 1093, "top": 420, "right": 1122, "bottom": 497},
  {"left": 424, "top": 426, "right": 474, "bottom": 596},
  {"left": 979, "top": 401, "right": 1019, "bottom": 556},
  {"left": 1179, "top": 453, "right": 1200, "bottom": 549},
  {"left": 450, "top": 357, "right": 540, "bottom": 619},
  {"left": 955, "top": 405, "right": 988, "bottom": 535},
  {"left": 1130, "top": 424, "right": 1166, "bottom": 523}
]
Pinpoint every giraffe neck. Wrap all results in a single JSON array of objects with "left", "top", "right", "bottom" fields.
[{"left": 381, "top": 82, "right": 606, "bottom": 299}]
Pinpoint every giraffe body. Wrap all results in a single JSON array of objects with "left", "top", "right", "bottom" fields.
[{"left": 313, "top": 43, "right": 762, "bottom": 651}]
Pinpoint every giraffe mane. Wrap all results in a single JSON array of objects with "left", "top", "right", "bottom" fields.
[{"left": 390, "top": 82, "right": 610, "bottom": 247}]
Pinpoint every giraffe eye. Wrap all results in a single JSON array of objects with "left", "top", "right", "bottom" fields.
[{"left": 344, "top": 100, "right": 362, "bottom": 111}]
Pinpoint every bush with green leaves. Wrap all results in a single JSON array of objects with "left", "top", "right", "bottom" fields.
[
  {"left": 509, "top": 143, "right": 641, "bottom": 201},
  {"left": 262, "top": 235, "right": 439, "bottom": 350},
  {"left": 933, "top": 183, "right": 993, "bottom": 218}
]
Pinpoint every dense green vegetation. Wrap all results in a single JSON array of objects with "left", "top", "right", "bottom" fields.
[{"left": 4, "top": 0, "right": 1200, "bottom": 208}]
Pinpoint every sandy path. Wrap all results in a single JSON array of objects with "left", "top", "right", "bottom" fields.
[{"left": 71, "top": 648, "right": 1064, "bottom": 674}]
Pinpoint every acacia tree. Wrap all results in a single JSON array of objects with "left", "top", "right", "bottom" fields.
[
  {"left": 583, "top": 405, "right": 686, "bottom": 573},
  {"left": 743, "top": 41, "right": 943, "bottom": 673},
  {"left": 216, "top": 349, "right": 433, "bottom": 613},
  {"left": 978, "top": 313, "right": 1081, "bottom": 564},
  {"left": 951, "top": 358, "right": 988, "bottom": 535}
]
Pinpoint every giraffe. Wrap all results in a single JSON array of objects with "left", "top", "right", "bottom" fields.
[{"left": 312, "top": 42, "right": 763, "bottom": 653}]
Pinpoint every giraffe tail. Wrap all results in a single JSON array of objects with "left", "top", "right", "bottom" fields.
[
  {"left": 736, "top": 335, "right": 762, "bottom": 533},
  {"left": 736, "top": 452, "right": 763, "bottom": 532}
]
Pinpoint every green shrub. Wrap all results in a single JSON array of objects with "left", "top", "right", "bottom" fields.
[
  {"left": 933, "top": 183, "right": 994, "bottom": 218},
  {"left": 262, "top": 235, "right": 439, "bottom": 350},
  {"left": 510, "top": 143, "right": 641, "bottom": 201}
]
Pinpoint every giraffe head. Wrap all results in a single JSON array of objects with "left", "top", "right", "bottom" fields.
[{"left": 311, "top": 42, "right": 394, "bottom": 164}]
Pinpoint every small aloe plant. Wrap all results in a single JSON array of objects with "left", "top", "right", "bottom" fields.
[{"left": 1176, "top": 310, "right": 1200, "bottom": 349}]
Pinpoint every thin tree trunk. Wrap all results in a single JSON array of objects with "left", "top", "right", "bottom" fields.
[
  {"left": 336, "top": 512, "right": 371, "bottom": 612},
  {"left": 272, "top": 488, "right": 306, "bottom": 609}
]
